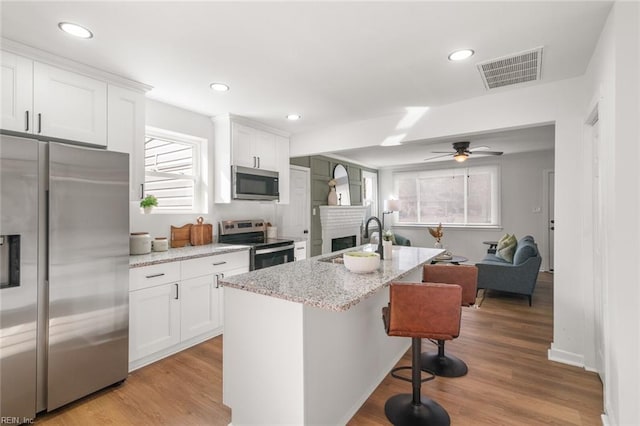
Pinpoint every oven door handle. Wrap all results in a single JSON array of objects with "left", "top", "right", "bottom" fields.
[{"left": 254, "top": 244, "right": 295, "bottom": 255}]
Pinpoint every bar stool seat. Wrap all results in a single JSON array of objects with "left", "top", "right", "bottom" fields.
[
  {"left": 382, "top": 282, "right": 462, "bottom": 426},
  {"left": 421, "top": 264, "right": 478, "bottom": 377}
]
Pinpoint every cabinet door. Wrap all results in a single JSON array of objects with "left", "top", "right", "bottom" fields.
[
  {"left": 107, "top": 85, "right": 145, "bottom": 201},
  {"left": 294, "top": 241, "right": 307, "bottom": 261},
  {"left": 33, "top": 62, "right": 107, "bottom": 146},
  {"left": 1, "top": 51, "right": 33, "bottom": 132},
  {"left": 180, "top": 275, "right": 221, "bottom": 341},
  {"left": 254, "top": 130, "right": 277, "bottom": 171},
  {"left": 275, "top": 135, "right": 290, "bottom": 204},
  {"left": 232, "top": 122, "right": 256, "bottom": 168},
  {"left": 129, "top": 283, "right": 180, "bottom": 361}
]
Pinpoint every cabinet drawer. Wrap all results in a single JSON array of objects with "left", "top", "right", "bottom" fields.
[
  {"left": 130, "top": 262, "right": 181, "bottom": 291},
  {"left": 181, "top": 251, "right": 249, "bottom": 280}
]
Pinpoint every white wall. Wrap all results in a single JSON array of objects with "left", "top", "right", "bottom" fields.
[
  {"left": 580, "top": 3, "right": 640, "bottom": 424},
  {"left": 379, "top": 150, "right": 554, "bottom": 269},
  {"left": 130, "top": 100, "right": 278, "bottom": 239}
]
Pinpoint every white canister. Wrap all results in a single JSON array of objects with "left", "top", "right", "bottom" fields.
[
  {"left": 152, "top": 237, "right": 169, "bottom": 252},
  {"left": 382, "top": 240, "right": 393, "bottom": 259},
  {"left": 267, "top": 226, "right": 277, "bottom": 239},
  {"left": 130, "top": 232, "right": 151, "bottom": 255}
]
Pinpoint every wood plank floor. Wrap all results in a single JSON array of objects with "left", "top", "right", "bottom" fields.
[{"left": 35, "top": 272, "right": 602, "bottom": 425}]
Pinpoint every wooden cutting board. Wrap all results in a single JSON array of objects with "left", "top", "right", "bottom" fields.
[
  {"left": 190, "top": 217, "right": 213, "bottom": 246},
  {"left": 171, "top": 223, "right": 192, "bottom": 248}
]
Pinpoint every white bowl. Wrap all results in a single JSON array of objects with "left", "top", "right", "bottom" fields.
[{"left": 343, "top": 251, "right": 380, "bottom": 273}]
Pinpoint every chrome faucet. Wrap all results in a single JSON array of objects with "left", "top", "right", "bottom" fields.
[{"left": 364, "top": 216, "right": 384, "bottom": 259}]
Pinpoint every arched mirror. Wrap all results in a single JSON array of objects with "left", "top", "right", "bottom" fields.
[{"left": 333, "top": 164, "right": 351, "bottom": 206}]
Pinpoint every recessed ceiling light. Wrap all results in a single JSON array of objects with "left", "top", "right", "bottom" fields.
[
  {"left": 286, "top": 114, "right": 301, "bottom": 121},
  {"left": 58, "top": 22, "right": 93, "bottom": 39},
  {"left": 210, "top": 82, "right": 230, "bottom": 92},
  {"left": 448, "top": 49, "right": 474, "bottom": 61}
]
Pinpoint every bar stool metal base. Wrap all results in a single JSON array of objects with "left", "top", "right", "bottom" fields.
[
  {"left": 420, "top": 351, "right": 468, "bottom": 377},
  {"left": 384, "top": 394, "right": 450, "bottom": 426}
]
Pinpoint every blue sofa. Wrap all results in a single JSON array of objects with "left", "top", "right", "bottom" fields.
[{"left": 475, "top": 235, "right": 542, "bottom": 306}]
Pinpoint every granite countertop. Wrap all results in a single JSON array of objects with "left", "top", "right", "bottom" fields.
[
  {"left": 130, "top": 243, "right": 251, "bottom": 268},
  {"left": 220, "top": 244, "right": 443, "bottom": 312}
]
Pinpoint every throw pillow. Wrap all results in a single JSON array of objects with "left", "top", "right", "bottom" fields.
[{"left": 496, "top": 233, "right": 517, "bottom": 263}]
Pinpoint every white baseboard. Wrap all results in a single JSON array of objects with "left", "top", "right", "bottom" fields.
[{"left": 547, "top": 345, "right": 585, "bottom": 368}]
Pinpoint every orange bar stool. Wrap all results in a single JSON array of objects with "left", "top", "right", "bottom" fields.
[
  {"left": 382, "top": 282, "right": 462, "bottom": 426},
  {"left": 421, "top": 264, "right": 478, "bottom": 377}
]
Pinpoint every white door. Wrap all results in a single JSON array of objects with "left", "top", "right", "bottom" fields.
[
  {"left": 33, "top": 62, "right": 107, "bottom": 146},
  {"left": 548, "top": 171, "right": 555, "bottom": 271},
  {"left": 278, "top": 166, "right": 310, "bottom": 243}
]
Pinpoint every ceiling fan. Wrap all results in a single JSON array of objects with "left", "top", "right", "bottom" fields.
[{"left": 424, "top": 141, "right": 503, "bottom": 162}]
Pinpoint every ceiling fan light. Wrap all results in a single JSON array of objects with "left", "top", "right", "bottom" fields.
[{"left": 454, "top": 152, "right": 468, "bottom": 162}]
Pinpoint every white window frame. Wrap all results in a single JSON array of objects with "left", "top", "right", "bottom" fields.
[
  {"left": 362, "top": 170, "right": 378, "bottom": 219},
  {"left": 144, "top": 126, "right": 208, "bottom": 214},
  {"left": 392, "top": 164, "right": 501, "bottom": 228}
]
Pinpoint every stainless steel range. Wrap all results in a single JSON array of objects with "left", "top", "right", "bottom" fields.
[{"left": 218, "top": 220, "right": 295, "bottom": 270}]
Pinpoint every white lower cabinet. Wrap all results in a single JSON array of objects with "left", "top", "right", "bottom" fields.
[
  {"left": 129, "top": 282, "right": 180, "bottom": 361},
  {"left": 180, "top": 274, "right": 221, "bottom": 341},
  {"left": 129, "top": 250, "right": 249, "bottom": 371},
  {"left": 294, "top": 240, "right": 307, "bottom": 261}
]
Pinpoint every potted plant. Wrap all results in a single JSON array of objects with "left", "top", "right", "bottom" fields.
[{"left": 140, "top": 194, "right": 158, "bottom": 214}]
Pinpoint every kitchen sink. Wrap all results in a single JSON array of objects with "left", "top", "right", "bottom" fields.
[{"left": 317, "top": 253, "right": 345, "bottom": 264}]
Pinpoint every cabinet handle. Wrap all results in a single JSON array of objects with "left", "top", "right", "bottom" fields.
[
  {"left": 25, "top": 111, "right": 29, "bottom": 131},
  {"left": 174, "top": 283, "right": 179, "bottom": 299},
  {"left": 214, "top": 274, "right": 219, "bottom": 289},
  {"left": 37, "top": 113, "right": 42, "bottom": 134},
  {"left": 253, "top": 156, "right": 257, "bottom": 168},
  {"left": 212, "top": 261, "right": 227, "bottom": 266},
  {"left": 145, "top": 273, "right": 165, "bottom": 279},
  {"left": 257, "top": 156, "right": 260, "bottom": 169},
  {"left": 296, "top": 247, "right": 304, "bottom": 250},
  {"left": 139, "top": 183, "right": 145, "bottom": 200}
]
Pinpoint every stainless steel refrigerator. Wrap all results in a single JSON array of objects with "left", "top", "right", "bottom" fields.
[{"left": 0, "top": 134, "right": 129, "bottom": 423}]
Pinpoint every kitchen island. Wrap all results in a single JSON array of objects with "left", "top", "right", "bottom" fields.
[{"left": 220, "top": 244, "right": 442, "bottom": 425}]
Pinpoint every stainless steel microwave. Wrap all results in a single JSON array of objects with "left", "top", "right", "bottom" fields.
[{"left": 232, "top": 165, "right": 279, "bottom": 201}]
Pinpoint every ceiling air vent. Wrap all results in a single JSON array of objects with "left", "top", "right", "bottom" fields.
[{"left": 477, "top": 46, "right": 543, "bottom": 90}]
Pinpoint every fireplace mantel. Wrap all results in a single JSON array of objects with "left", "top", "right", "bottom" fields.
[{"left": 319, "top": 206, "right": 368, "bottom": 254}]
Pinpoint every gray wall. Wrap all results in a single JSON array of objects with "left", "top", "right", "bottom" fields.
[
  {"left": 379, "top": 150, "right": 555, "bottom": 269},
  {"left": 291, "top": 156, "right": 377, "bottom": 256}
]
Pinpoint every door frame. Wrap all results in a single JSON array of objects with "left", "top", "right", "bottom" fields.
[{"left": 542, "top": 168, "right": 554, "bottom": 272}]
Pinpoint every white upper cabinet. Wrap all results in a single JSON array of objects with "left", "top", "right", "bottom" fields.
[
  {"left": 1, "top": 51, "right": 33, "bottom": 132},
  {"left": 107, "top": 84, "right": 146, "bottom": 200},
  {"left": 213, "top": 114, "right": 290, "bottom": 204},
  {"left": 33, "top": 62, "right": 107, "bottom": 146},
  {"left": 232, "top": 122, "right": 278, "bottom": 171},
  {"left": 2, "top": 47, "right": 150, "bottom": 203}
]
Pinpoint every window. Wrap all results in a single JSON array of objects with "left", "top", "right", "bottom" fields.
[
  {"left": 393, "top": 165, "right": 499, "bottom": 226},
  {"left": 144, "top": 127, "right": 207, "bottom": 213}
]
